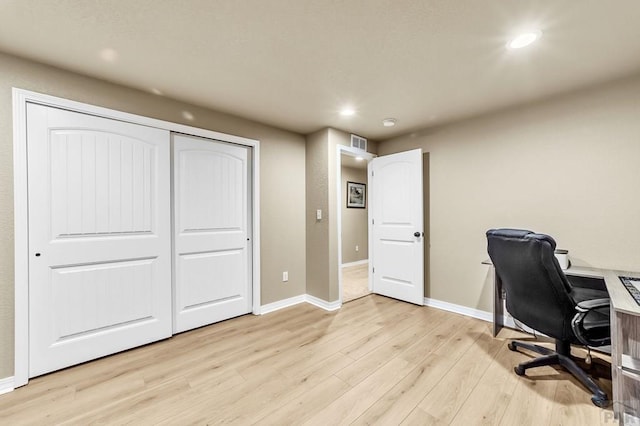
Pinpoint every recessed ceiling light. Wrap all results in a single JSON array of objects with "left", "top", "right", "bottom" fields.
[
  {"left": 355, "top": 156, "right": 364, "bottom": 161},
  {"left": 507, "top": 31, "right": 542, "bottom": 49},
  {"left": 99, "top": 47, "right": 118, "bottom": 62},
  {"left": 340, "top": 108, "right": 355, "bottom": 117},
  {"left": 150, "top": 88, "right": 163, "bottom": 96},
  {"left": 182, "top": 111, "right": 194, "bottom": 121},
  {"left": 382, "top": 118, "right": 397, "bottom": 127}
]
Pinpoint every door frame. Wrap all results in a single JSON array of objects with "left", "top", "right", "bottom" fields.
[
  {"left": 335, "top": 145, "right": 375, "bottom": 304},
  {"left": 12, "top": 88, "right": 261, "bottom": 388}
]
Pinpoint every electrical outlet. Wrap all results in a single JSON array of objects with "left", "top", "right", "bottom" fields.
[
  {"left": 355, "top": 245, "right": 359, "bottom": 252},
  {"left": 282, "top": 271, "right": 289, "bottom": 282}
]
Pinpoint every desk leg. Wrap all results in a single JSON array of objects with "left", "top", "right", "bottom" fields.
[
  {"left": 493, "top": 267, "right": 504, "bottom": 337},
  {"left": 611, "top": 310, "right": 620, "bottom": 423}
]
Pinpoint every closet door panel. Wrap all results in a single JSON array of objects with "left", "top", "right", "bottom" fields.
[
  {"left": 173, "top": 134, "right": 252, "bottom": 333},
  {"left": 27, "top": 103, "right": 172, "bottom": 377}
]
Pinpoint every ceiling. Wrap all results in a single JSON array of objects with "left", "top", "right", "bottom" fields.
[
  {"left": 341, "top": 154, "right": 368, "bottom": 170},
  {"left": 1, "top": 1, "right": 640, "bottom": 140}
]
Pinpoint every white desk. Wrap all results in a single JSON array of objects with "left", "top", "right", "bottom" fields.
[{"left": 486, "top": 262, "right": 640, "bottom": 423}]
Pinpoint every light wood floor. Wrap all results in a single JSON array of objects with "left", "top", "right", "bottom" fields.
[
  {"left": 342, "top": 262, "right": 370, "bottom": 302},
  {"left": 0, "top": 295, "right": 614, "bottom": 425}
]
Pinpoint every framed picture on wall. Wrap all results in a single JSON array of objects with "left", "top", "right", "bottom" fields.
[{"left": 347, "top": 181, "right": 366, "bottom": 208}]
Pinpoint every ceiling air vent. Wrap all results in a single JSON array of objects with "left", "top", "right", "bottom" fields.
[{"left": 350, "top": 134, "right": 367, "bottom": 151}]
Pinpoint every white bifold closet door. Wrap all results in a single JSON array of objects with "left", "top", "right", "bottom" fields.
[
  {"left": 27, "top": 103, "right": 172, "bottom": 377},
  {"left": 173, "top": 134, "right": 252, "bottom": 333}
]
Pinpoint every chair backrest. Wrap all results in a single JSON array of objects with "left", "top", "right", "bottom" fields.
[{"left": 486, "top": 228, "right": 576, "bottom": 340}]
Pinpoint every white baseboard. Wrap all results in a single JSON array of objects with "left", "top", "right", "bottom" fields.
[
  {"left": 0, "top": 376, "right": 14, "bottom": 395},
  {"left": 261, "top": 293, "right": 503, "bottom": 320},
  {"left": 422, "top": 298, "right": 541, "bottom": 335},
  {"left": 423, "top": 297, "right": 493, "bottom": 323},
  {"left": 260, "top": 294, "right": 342, "bottom": 314},
  {"left": 260, "top": 295, "right": 306, "bottom": 315},
  {"left": 341, "top": 259, "right": 368, "bottom": 268},
  {"left": 306, "top": 295, "right": 341, "bottom": 311}
]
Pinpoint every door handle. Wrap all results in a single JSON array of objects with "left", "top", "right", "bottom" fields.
[{"left": 414, "top": 232, "right": 423, "bottom": 237}]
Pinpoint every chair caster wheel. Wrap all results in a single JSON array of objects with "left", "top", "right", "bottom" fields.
[
  {"left": 507, "top": 342, "right": 517, "bottom": 352},
  {"left": 514, "top": 365, "right": 525, "bottom": 376},
  {"left": 591, "top": 396, "right": 609, "bottom": 408}
]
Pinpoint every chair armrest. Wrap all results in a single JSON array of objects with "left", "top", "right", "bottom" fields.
[
  {"left": 576, "top": 298, "right": 610, "bottom": 312},
  {"left": 572, "top": 298, "right": 611, "bottom": 347}
]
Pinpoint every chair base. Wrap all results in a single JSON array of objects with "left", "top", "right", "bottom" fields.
[{"left": 508, "top": 339, "right": 610, "bottom": 408}]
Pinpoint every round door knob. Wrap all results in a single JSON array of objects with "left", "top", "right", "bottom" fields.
[{"left": 414, "top": 232, "right": 421, "bottom": 237}]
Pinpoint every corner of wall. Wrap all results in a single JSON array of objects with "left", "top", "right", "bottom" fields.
[{"left": 304, "top": 129, "right": 331, "bottom": 301}]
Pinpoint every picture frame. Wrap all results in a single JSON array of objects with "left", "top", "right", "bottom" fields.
[{"left": 346, "top": 181, "right": 366, "bottom": 208}]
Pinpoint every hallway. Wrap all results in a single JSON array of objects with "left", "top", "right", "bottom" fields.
[{"left": 342, "top": 262, "right": 370, "bottom": 302}]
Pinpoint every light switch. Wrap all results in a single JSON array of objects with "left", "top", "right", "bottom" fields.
[{"left": 316, "top": 209, "right": 322, "bottom": 220}]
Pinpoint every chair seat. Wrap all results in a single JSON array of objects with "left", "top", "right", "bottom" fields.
[{"left": 581, "top": 307, "right": 610, "bottom": 342}]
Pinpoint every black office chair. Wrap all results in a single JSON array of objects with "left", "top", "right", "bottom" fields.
[{"left": 486, "top": 228, "right": 611, "bottom": 407}]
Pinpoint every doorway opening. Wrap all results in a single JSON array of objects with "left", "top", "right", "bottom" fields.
[
  {"left": 335, "top": 146, "right": 429, "bottom": 308},
  {"left": 337, "top": 146, "right": 374, "bottom": 303}
]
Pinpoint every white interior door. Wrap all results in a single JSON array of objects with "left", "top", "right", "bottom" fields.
[
  {"left": 27, "top": 103, "right": 172, "bottom": 377},
  {"left": 173, "top": 134, "right": 252, "bottom": 333},
  {"left": 370, "top": 149, "right": 424, "bottom": 305}
]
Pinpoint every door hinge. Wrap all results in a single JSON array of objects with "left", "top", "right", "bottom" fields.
[
  {"left": 371, "top": 171, "right": 374, "bottom": 177},
  {"left": 372, "top": 267, "right": 375, "bottom": 274},
  {"left": 372, "top": 218, "right": 375, "bottom": 225}
]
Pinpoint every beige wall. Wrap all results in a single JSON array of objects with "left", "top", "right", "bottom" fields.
[
  {"left": 341, "top": 165, "right": 368, "bottom": 264},
  {"left": 306, "top": 128, "right": 377, "bottom": 302},
  {"left": 378, "top": 75, "right": 640, "bottom": 313},
  {"left": 0, "top": 52, "right": 306, "bottom": 379},
  {"left": 305, "top": 129, "right": 330, "bottom": 300}
]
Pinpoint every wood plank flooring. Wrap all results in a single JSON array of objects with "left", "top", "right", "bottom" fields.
[
  {"left": 342, "top": 263, "right": 370, "bottom": 302},
  {"left": 0, "top": 295, "right": 614, "bottom": 425}
]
